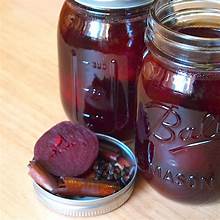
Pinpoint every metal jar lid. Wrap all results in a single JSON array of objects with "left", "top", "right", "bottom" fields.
[
  {"left": 32, "top": 133, "right": 137, "bottom": 217},
  {"left": 74, "top": 0, "right": 154, "bottom": 10}
]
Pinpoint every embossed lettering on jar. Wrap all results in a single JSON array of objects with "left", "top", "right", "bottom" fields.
[
  {"left": 58, "top": 0, "right": 153, "bottom": 142},
  {"left": 136, "top": 0, "right": 220, "bottom": 203}
]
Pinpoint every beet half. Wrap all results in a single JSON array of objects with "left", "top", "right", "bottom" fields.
[{"left": 34, "top": 121, "right": 99, "bottom": 177}]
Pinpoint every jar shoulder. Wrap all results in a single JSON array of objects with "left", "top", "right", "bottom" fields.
[
  {"left": 58, "top": 1, "right": 147, "bottom": 50},
  {"left": 139, "top": 53, "right": 220, "bottom": 113}
]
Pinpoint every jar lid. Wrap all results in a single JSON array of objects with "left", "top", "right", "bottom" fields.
[
  {"left": 74, "top": 0, "right": 154, "bottom": 10},
  {"left": 32, "top": 133, "right": 137, "bottom": 217}
]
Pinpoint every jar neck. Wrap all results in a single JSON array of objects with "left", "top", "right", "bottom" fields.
[{"left": 146, "top": 0, "right": 220, "bottom": 71}]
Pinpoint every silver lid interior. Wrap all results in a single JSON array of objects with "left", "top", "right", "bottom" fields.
[
  {"left": 74, "top": 0, "right": 154, "bottom": 10},
  {"left": 33, "top": 182, "right": 134, "bottom": 216},
  {"left": 32, "top": 134, "right": 137, "bottom": 217}
]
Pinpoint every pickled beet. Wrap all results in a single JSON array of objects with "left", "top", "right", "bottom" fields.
[{"left": 34, "top": 121, "right": 99, "bottom": 177}]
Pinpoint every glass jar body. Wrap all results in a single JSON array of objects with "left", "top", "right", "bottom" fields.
[
  {"left": 136, "top": 53, "right": 220, "bottom": 203},
  {"left": 58, "top": 0, "right": 150, "bottom": 142},
  {"left": 136, "top": 0, "right": 220, "bottom": 203}
]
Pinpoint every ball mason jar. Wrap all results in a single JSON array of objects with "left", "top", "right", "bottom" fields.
[
  {"left": 136, "top": 0, "right": 220, "bottom": 203},
  {"left": 58, "top": 0, "right": 153, "bottom": 143}
]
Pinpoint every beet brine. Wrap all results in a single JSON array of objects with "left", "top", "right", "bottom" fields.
[
  {"left": 58, "top": 0, "right": 153, "bottom": 142},
  {"left": 136, "top": 0, "right": 220, "bottom": 203}
]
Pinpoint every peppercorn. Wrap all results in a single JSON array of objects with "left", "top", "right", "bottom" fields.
[{"left": 92, "top": 150, "right": 133, "bottom": 187}]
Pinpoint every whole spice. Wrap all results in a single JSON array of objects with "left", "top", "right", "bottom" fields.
[
  {"left": 28, "top": 160, "right": 121, "bottom": 197},
  {"left": 55, "top": 177, "right": 120, "bottom": 197},
  {"left": 99, "top": 147, "right": 120, "bottom": 161},
  {"left": 28, "top": 160, "right": 58, "bottom": 193},
  {"left": 93, "top": 148, "right": 133, "bottom": 187}
]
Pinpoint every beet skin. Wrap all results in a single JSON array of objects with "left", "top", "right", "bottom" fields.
[{"left": 34, "top": 121, "right": 99, "bottom": 177}]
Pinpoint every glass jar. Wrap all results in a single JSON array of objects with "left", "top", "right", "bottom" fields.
[
  {"left": 136, "top": 0, "right": 220, "bottom": 203},
  {"left": 58, "top": 0, "right": 153, "bottom": 143}
]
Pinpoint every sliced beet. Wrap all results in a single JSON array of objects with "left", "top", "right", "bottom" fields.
[{"left": 34, "top": 121, "right": 99, "bottom": 177}]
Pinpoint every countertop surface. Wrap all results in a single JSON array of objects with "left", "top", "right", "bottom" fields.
[{"left": 0, "top": 0, "right": 219, "bottom": 219}]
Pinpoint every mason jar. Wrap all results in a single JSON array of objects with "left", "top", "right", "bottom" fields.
[
  {"left": 136, "top": 0, "right": 220, "bottom": 203},
  {"left": 58, "top": 0, "right": 153, "bottom": 143}
]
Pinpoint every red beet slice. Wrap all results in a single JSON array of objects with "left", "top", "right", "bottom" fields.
[{"left": 34, "top": 121, "right": 99, "bottom": 177}]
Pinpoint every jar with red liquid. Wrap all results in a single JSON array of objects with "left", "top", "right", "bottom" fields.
[
  {"left": 58, "top": 0, "right": 153, "bottom": 143},
  {"left": 136, "top": 0, "right": 220, "bottom": 203}
]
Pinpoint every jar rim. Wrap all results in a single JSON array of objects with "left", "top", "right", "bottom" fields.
[
  {"left": 147, "top": 0, "right": 220, "bottom": 70},
  {"left": 151, "top": 0, "right": 220, "bottom": 42}
]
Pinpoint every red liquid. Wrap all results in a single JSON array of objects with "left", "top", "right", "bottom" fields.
[
  {"left": 136, "top": 27, "right": 220, "bottom": 202},
  {"left": 177, "top": 27, "right": 220, "bottom": 38},
  {"left": 58, "top": 1, "right": 149, "bottom": 141}
]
